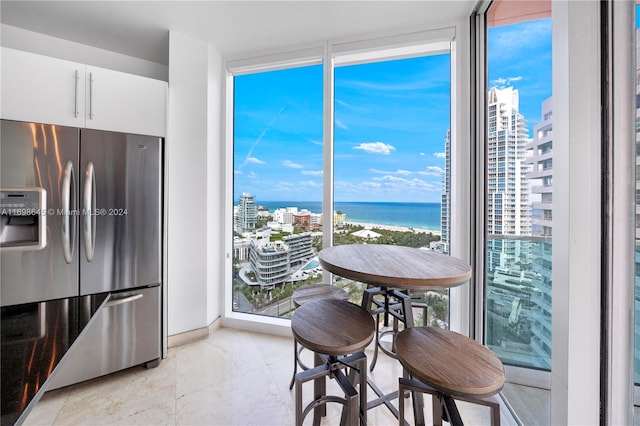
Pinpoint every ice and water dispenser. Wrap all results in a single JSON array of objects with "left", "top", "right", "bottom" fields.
[{"left": 0, "top": 188, "right": 46, "bottom": 250}]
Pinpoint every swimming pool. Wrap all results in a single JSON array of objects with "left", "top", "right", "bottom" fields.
[{"left": 303, "top": 259, "right": 319, "bottom": 270}]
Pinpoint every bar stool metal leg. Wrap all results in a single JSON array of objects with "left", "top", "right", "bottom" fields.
[
  {"left": 290, "top": 338, "right": 298, "bottom": 390},
  {"left": 295, "top": 353, "right": 367, "bottom": 426},
  {"left": 314, "top": 352, "right": 326, "bottom": 423}
]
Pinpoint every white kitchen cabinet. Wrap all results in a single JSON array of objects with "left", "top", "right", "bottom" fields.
[
  {"left": 1, "top": 47, "right": 86, "bottom": 127},
  {"left": 85, "top": 66, "right": 166, "bottom": 137},
  {"left": 1, "top": 48, "right": 166, "bottom": 137}
]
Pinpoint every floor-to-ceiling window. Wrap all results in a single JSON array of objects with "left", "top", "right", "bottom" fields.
[
  {"left": 332, "top": 53, "right": 452, "bottom": 326},
  {"left": 231, "top": 63, "right": 323, "bottom": 318},
  {"left": 478, "top": 1, "right": 553, "bottom": 423},
  {"left": 227, "top": 33, "right": 455, "bottom": 324},
  {"left": 484, "top": 4, "right": 552, "bottom": 372}
]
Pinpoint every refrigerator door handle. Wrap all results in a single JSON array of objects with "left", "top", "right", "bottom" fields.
[
  {"left": 105, "top": 293, "right": 143, "bottom": 308},
  {"left": 61, "top": 160, "right": 76, "bottom": 264},
  {"left": 83, "top": 161, "right": 96, "bottom": 262}
]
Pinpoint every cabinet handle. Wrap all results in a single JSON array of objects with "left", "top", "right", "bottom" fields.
[
  {"left": 89, "top": 72, "right": 94, "bottom": 120},
  {"left": 74, "top": 70, "right": 80, "bottom": 118}
]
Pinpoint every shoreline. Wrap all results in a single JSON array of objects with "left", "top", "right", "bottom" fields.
[{"left": 344, "top": 221, "right": 441, "bottom": 236}]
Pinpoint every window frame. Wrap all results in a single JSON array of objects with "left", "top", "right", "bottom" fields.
[
  {"left": 471, "top": 2, "right": 553, "bottom": 390},
  {"left": 222, "top": 28, "right": 464, "bottom": 334}
]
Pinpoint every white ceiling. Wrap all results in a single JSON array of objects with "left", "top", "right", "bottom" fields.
[{"left": 0, "top": 1, "right": 477, "bottom": 65}]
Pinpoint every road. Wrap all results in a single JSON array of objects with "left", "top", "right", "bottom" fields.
[{"left": 257, "top": 296, "right": 295, "bottom": 317}]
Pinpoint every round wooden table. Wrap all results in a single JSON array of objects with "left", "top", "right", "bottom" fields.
[{"left": 318, "top": 244, "right": 472, "bottom": 291}]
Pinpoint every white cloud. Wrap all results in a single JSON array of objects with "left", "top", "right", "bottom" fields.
[
  {"left": 299, "top": 180, "right": 320, "bottom": 187},
  {"left": 234, "top": 170, "right": 243, "bottom": 175},
  {"left": 353, "top": 142, "right": 396, "bottom": 155},
  {"left": 490, "top": 76, "right": 523, "bottom": 88},
  {"left": 370, "top": 168, "right": 411, "bottom": 176},
  {"left": 433, "top": 152, "right": 446, "bottom": 159},
  {"left": 371, "top": 175, "right": 440, "bottom": 192},
  {"left": 302, "top": 170, "right": 323, "bottom": 176},
  {"left": 418, "top": 166, "right": 444, "bottom": 176},
  {"left": 282, "top": 159, "right": 303, "bottom": 169},
  {"left": 246, "top": 157, "right": 265, "bottom": 165},
  {"left": 420, "top": 152, "right": 425, "bottom": 156}
]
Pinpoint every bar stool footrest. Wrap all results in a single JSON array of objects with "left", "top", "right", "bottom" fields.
[
  {"left": 398, "top": 377, "right": 502, "bottom": 426},
  {"left": 295, "top": 353, "right": 367, "bottom": 426}
]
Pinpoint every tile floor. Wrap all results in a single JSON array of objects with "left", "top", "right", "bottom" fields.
[{"left": 25, "top": 327, "right": 520, "bottom": 425}]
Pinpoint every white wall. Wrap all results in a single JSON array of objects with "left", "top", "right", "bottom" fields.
[
  {"left": 0, "top": 24, "right": 167, "bottom": 81},
  {"left": 167, "top": 31, "right": 214, "bottom": 336}
]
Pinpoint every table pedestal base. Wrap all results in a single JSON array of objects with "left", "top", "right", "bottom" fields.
[{"left": 362, "top": 286, "right": 414, "bottom": 371}]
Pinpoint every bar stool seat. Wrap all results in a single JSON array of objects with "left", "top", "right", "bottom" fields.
[
  {"left": 291, "top": 299, "right": 374, "bottom": 426},
  {"left": 289, "top": 284, "right": 349, "bottom": 389},
  {"left": 396, "top": 327, "right": 505, "bottom": 426}
]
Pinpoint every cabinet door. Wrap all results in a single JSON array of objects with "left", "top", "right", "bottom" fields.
[
  {"left": 85, "top": 66, "right": 166, "bottom": 137},
  {"left": 1, "top": 48, "right": 86, "bottom": 126}
]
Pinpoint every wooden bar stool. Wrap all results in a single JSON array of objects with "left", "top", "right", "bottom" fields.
[
  {"left": 396, "top": 327, "right": 505, "bottom": 426},
  {"left": 291, "top": 298, "right": 374, "bottom": 426},
  {"left": 289, "top": 284, "right": 349, "bottom": 389}
]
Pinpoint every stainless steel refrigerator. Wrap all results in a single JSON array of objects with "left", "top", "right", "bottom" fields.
[{"left": 0, "top": 119, "right": 162, "bottom": 388}]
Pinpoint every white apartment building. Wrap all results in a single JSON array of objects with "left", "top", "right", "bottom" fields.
[
  {"left": 486, "top": 87, "right": 532, "bottom": 271},
  {"left": 525, "top": 96, "right": 554, "bottom": 368},
  {"left": 235, "top": 193, "right": 257, "bottom": 233},
  {"left": 440, "top": 129, "right": 451, "bottom": 254},
  {"left": 272, "top": 207, "right": 298, "bottom": 225},
  {"left": 282, "top": 232, "right": 314, "bottom": 266},
  {"left": 248, "top": 239, "right": 290, "bottom": 288}
]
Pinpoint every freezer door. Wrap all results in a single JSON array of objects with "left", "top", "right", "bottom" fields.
[
  {"left": 0, "top": 120, "right": 79, "bottom": 306},
  {"left": 79, "top": 129, "right": 161, "bottom": 294},
  {"left": 45, "top": 286, "right": 161, "bottom": 390}
]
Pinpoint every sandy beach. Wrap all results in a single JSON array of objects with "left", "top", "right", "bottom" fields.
[{"left": 345, "top": 221, "right": 441, "bottom": 236}]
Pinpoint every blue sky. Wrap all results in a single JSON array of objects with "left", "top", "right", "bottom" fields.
[
  {"left": 488, "top": 19, "right": 552, "bottom": 136},
  {"left": 234, "top": 17, "right": 552, "bottom": 204},
  {"left": 233, "top": 55, "right": 450, "bottom": 203}
]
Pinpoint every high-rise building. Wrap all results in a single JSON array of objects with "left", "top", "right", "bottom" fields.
[
  {"left": 485, "top": 87, "right": 540, "bottom": 368},
  {"left": 236, "top": 193, "right": 257, "bottom": 232},
  {"left": 439, "top": 129, "right": 451, "bottom": 254},
  {"left": 486, "top": 87, "right": 532, "bottom": 271},
  {"left": 249, "top": 239, "right": 290, "bottom": 288},
  {"left": 525, "top": 96, "right": 553, "bottom": 368},
  {"left": 282, "top": 232, "right": 314, "bottom": 267}
]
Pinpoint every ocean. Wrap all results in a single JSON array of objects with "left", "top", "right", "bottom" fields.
[{"left": 258, "top": 201, "right": 442, "bottom": 231}]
